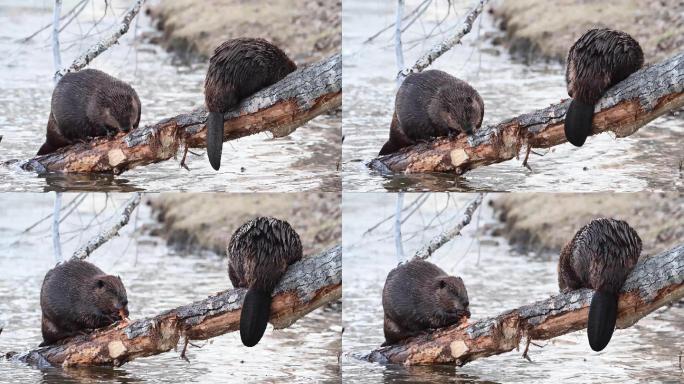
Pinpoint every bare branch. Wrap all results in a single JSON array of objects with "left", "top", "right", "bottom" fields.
[
  {"left": 16, "top": 246, "right": 341, "bottom": 367},
  {"left": 366, "top": 243, "right": 684, "bottom": 365},
  {"left": 72, "top": 193, "right": 141, "bottom": 260}
]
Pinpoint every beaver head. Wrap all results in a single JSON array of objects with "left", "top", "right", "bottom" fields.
[
  {"left": 92, "top": 274, "right": 129, "bottom": 321},
  {"left": 434, "top": 275, "right": 470, "bottom": 320},
  {"left": 435, "top": 92, "right": 484, "bottom": 136},
  {"left": 100, "top": 92, "right": 140, "bottom": 134}
]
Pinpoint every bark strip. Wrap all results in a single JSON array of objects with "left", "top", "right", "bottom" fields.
[
  {"left": 365, "top": 243, "right": 683, "bottom": 366},
  {"left": 7, "top": 53, "right": 341, "bottom": 175},
  {"left": 15, "top": 245, "right": 341, "bottom": 367},
  {"left": 370, "top": 51, "right": 684, "bottom": 175}
]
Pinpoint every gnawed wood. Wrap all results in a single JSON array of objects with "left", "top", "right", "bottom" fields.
[
  {"left": 365, "top": 243, "right": 683, "bottom": 366},
  {"left": 370, "top": 51, "right": 684, "bottom": 175},
  {"left": 6, "top": 53, "right": 341, "bottom": 175},
  {"left": 15, "top": 245, "right": 341, "bottom": 367}
]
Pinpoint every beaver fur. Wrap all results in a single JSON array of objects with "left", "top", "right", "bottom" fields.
[
  {"left": 382, "top": 259, "right": 470, "bottom": 346},
  {"left": 37, "top": 69, "right": 141, "bottom": 155},
  {"left": 379, "top": 69, "right": 484, "bottom": 155},
  {"left": 558, "top": 218, "right": 642, "bottom": 351},
  {"left": 227, "top": 216, "right": 303, "bottom": 347},
  {"left": 204, "top": 38, "right": 297, "bottom": 170},
  {"left": 39, "top": 259, "right": 129, "bottom": 346},
  {"left": 564, "top": 28, "right": 643, "bottom": 147}
]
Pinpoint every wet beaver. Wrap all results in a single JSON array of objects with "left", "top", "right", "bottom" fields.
[
  {"left": 564, "top": 28, "right": 643, "bottom": 147},
  {"left": 37, "top": 68, "right": 141, "bottom": 155},
  {"left": 204, "top": 38, "right": 297, "bottom": 170},
  {"left": 558, "top": 218, "right": 642, "bottom": 351},
  {"left": 382, "top": 259, "right": 470, "bottom": 346},
  {"left": 379, "top": 69, "right": 484, "bottom": 155},
  {"left": 40, "top": 259, "right": 129, "bottom": 346},
  {"left": 227, "top": 216, "right": 303, "bottom": 347}
]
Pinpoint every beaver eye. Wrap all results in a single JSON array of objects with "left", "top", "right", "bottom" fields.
[
  {"left": 439, "top": 280, "right": 446, "bottom": 289},
  {"left": 96, "top": 280, "right": 105, "bottom": 289}
]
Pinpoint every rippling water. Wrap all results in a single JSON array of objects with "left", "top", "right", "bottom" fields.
[
  {"left": 0, "top": 194, "right": 341, "bottom": 383},
  {"left": 342, "top": 193, "right": 683, "bottom": 383},
  {"left": 342, "top": 0, "right": 684, "bottom": 192},
  {"left": 0, "top": 0, "right": 341, "bottom": 192}
]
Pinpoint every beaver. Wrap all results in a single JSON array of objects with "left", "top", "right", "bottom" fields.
[
  {"left": 379, "top": 69, "right": 484, "bottom": 155},
  {"left": 382, "top": 259, "right": 470, "bottom": 346},
  {"left": 37, "top": 68, "right": 141, "bottom": 155},
  {"left": 558, "top": 218, "right": 642, "bottom": 351},
  {"left": 564, "top": 28, "right": 643, "bottom": 147},
  {"left": 204, "top": 38, "right": 297, "bottom": 170},
  {"left": 40, "top": 259, "right": 129, "bottom": 346},
  {"left": 227, "top": 216, "right": 303, "bottom": 347}
]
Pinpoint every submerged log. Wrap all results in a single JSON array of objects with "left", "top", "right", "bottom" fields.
[
  {"left": 369, "top": 51, "right": 684, "bottom": 175},
  {"left": 15, "top": 245, "right": 341, "bottom": 367},
  {"left": 365, "top": 243, "right": 683, "bottom": 366},
  {"left": 7, "top": 53, "right": 341, "bottom": 175}
]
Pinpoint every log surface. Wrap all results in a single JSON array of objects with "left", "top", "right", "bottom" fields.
[
  {"left": 365, "top": 243, "right": 683, "bottom": 366},
  {"left": 10, "top": 53, "right": 341, "bottom": 175},
  {"left": 370, "top": 51, "right": 684, "bottom": 174},
  {"left": 16, "top": 245, "right": 341, "bottom": 367}
]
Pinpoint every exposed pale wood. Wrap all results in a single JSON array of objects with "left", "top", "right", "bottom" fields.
[
  {"left": 370, "top": 51, "right": 684, "bottom": 174},
  {"left": 5, "top": 54, "right": 341, "bottom": 175},
  {"left": 15, "top": 245, "right": 341, "bottom": 367},
  {"left": 366, "top": 244, "right": 683, "bottom": 366}
]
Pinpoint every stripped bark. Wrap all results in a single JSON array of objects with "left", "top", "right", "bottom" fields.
[
  {"left": 413, "top": 193, "right": 483, "bottom": 260},
  {"left": 371, "top": 51, "right": 684, "bottom": 175},
  {"left": 7, "top": 53, "right": 341, "bottom": 175},
  {"left": 72, "top": 193, "right": 142, "bottom": 260},
  {"left": 365, "top": 243, "right": 684, "bottom": 366},
  {"left": 15, "top": 245, "right": 341, "bottom": 367}
]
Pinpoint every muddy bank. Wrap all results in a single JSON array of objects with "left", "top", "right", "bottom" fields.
[
  {"left": 145, "top": 0, "right": 341, "bottom": 63},
  {"left": 146, "top": 193, "right": 341, "bottom": 256},
  {"left": 490, "top": 193, "right": 684, "bottom": 256},
  {"left": 490, "top": 0, "right": 684, "bottom": 64}
]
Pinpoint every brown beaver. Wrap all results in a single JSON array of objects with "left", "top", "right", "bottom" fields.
[
  {"left": 382, "top": 259, "right": 470, "bottom": 346},
  {"left": 40, "top": 259, "right": 129, "bottom": 346},
  {"left": 227, "top": 216, "right": 303, "bottom": 347},
  {"left": 379, "top": 69, "right": 484, "bottom": 155},
  {"left": 564, "top": 28, "right": 643, "bottom": 147},
  {"left": 558, "top": 218, "right": 642, "bottom": 351},
  {"left": 37, "top": 68, "right": 141, "bottom": 155},
  {"left": 204, "top": 38, "right": 297, "bottom": 170}
]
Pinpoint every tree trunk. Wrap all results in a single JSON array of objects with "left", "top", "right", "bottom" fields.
[
  {"left": 9, "top": 53, "right": 341, "bottom": 175},
  {"left": 370, "top": 51, "right": 684, "bottom": 175},
  {"left": 15, "top": 245, "right": 341, "bottom": 367},
  {"left": 365, "top": 243, "right": 683, "bottom": 366}
]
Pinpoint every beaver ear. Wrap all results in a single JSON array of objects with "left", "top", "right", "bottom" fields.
[{"left": 117, "top": 275, "right": 123, "bottom": 282}]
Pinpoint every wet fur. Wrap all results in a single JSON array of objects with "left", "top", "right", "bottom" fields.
[
  {"left": 379, "top": 70, "right": 484, "bottom": 155},
  {"left": 227, "top": 217, "right": 302, "bottom": 347},
  {"left": 40, "top": 259, "right": 128, "bottom": 346},
  {"left": 204, "top": 38, "right": 297, "bottom": 170},
  {"left": 564, "top": 28, "right": 643, "bottom": 147},
  {"left": 558, "top": 218, "right": 642, "bottom": 351},
  {"left": 37, "top": 69, "right": 141, "bottom": 155},
  {"left": 382, "top": 259, "right": 470, "bottom": 346}
]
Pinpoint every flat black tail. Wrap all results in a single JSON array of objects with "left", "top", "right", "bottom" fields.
[
  {"left": 587, "top": 290, "right": 618, "bottom": 352},
  {"left": 206, "top": 112, "right": 224, "bottom": 171},
  {"left": 240, "top": 287, "right": 272, "bottom": 347},
  {"left": 564, "top": 99, "right": 594, "bottom": 147}
]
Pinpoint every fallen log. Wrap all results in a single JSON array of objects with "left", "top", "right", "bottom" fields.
[
  {"left": 14, "top": 245, "right": 341, "bottom": 367},
  {"left": 7, "top": 53, "right": 341, "bottom": 175},
  {"left": 365, "top": 243, "right": 683, "bottom": 366},
  {"left": 369, "top": 51, "right": 684, "bottom": 175}
]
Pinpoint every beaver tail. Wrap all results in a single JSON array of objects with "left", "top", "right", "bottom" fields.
[
  {"left": 240, "top": 287, "right": 272, "bottom": 347},
  {"left": 206, "top": 111, "right": 224, "bottom": 170},
  {"left": 587, "top": 290, "right": 618, "bottom": 351},
  {"left": 564, "top": 99, "right": 594, "bottom": 147}
]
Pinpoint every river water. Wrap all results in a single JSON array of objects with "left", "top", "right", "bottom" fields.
[
  {"left": 0, "top": 0, "right": 341, "bottom": 192},
  {"left": 0, "top": 193, "right": 341, "bottom": 383},
  {"left": 342, "top": 0, "right": 684, "bottom": 192},
  {"left": 342, "top": 193, "right": 683, "bottom": 383}
]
